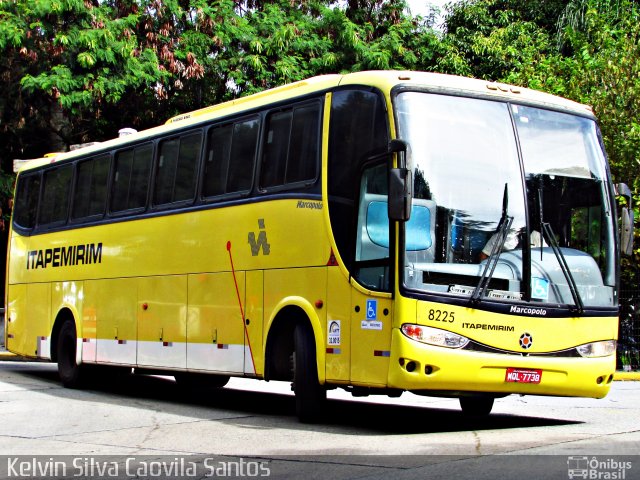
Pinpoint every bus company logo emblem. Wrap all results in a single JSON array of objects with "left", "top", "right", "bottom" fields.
[
  {"left": 519, "top": 333, "right": 533, "bottom": 349},
  {"left": 328, "top": 320, "right": 341, "bottom": 346},
  {"left": 248, "top": 219, "right": 270, "bottom": 256}
]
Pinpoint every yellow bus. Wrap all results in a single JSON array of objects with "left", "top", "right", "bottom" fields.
[{"left": 5, "top": 71, "right": 632, "bottom": 421}]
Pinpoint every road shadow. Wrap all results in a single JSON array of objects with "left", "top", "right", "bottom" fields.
[{"left": 5, "top": 362, "right": 580, "bottom": 435}]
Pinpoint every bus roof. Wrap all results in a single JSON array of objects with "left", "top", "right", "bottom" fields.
[{"left": 17, "top": 70, "right": 594, "bottom": 173}]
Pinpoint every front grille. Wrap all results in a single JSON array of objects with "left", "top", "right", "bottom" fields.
[{"left": 464, "top": 340, "right": 581, "bottom": 357}]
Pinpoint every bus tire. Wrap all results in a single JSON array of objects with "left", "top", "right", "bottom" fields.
[
  {"left": 293, "top": 322, "right": 326, "bottom": 423},
  {"left": 56, "top": 319, "right": 85, "bottom": 388},
  {"left": 459, "top": 396, "right": 494, "bottom": 416}
]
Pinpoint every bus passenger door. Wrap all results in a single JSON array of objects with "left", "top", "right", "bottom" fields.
[
  {"left": 349, "top": 162, "right": 393, "bottom": 386},
  {"left": 137, "top": 276, "right": 187, "bottom": 369},
  {"left": 350, "top": 291, "right": 393, "bottom": 386}
]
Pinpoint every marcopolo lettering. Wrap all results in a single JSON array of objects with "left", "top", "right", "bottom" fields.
[
  {"left": 510, "top": 305, "right": 548, "bottom": 316},
  {"left": 296, "top": 200, "right": 323, "bottom": 210},
  {"left": 26, "top": 243, "right": 103, "bottom": 270}
]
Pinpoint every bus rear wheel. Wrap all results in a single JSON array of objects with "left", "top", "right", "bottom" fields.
[
  {"left": 459, "top": 396, "right": 494, "bottom": 416},
  {"left": 56, "top": 319, "right": 85, "bottom": 388},
  {"left": 293, "top": 322, "right": 326, "bottom": 423}
]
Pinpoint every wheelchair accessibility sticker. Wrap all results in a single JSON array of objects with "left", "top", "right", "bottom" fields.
[
  {"left": 361, "top": 299, "right": 382, "bottom": 330},
  {"left": 532, "top": 277, "right": 550, "bottom": 301},
  {"left": 366, "top": 299, "right": 377, "bottom": 320}
]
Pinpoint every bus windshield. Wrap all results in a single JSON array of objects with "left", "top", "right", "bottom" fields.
[{"left": 396, "top": 92, "right": 616, "bottom": 308}]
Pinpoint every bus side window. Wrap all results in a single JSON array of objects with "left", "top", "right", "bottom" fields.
[
  {"left": 327, "top": 88, "right": 389, "bottom": 276},
  {"left": 203, "top": 124, "right": 232, "bottom": 198},
  {"left": 260, "top": 102, "right": 320, "bottom": 190},
  {"left": 154, "top": 131, "right": 201, "bottom": 206},
  {"left": 72, "top": 154, "right": 110, "bottom": 220},
  {"left": 261, "top": 110, "right": 292, "bottom": 189},
  {"left": 227, "top": 118, "right": 259, "bottom": 193},
  {"left": 13, "top": 174, "right": 41, "bottom": 229},
  {"left": 203, "top": 117, "right": 258, "bottom": 199},
  {"left": 287, "top": 104, "right": 320, "bottom": 183},
  {"left": 38, "top": 165, "right": 73, "bottom": 227},
  {"left": 356, "top": 164, "right": 389, "bottom": 263},
  {"left": 155, "top": 137, "right": 180, "bottom": 205},
  {"left": 354, "top": 163, "right": 390, "bottom": 291},
  {"left": 111, "top": 144, "right": 153, "bottom": 212}
]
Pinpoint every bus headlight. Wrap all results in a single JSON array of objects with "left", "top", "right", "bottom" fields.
[
  {"left": 576, "top": 340, "right": 616, "bottom": 358},
  {"left": 401, "top": 324, "right": 470, "bottom": 349}
]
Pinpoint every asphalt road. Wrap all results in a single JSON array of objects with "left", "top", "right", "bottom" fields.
[{"left": 0, "top": 360, "right": 638, "bottom": 479}]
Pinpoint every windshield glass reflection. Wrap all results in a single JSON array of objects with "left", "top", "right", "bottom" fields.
[{"left": 395, "top": 92, "right": 615, "bottom": 308}]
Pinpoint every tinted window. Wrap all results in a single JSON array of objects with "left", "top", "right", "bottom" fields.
[
  {"left": 13, "top": 174, "right": 41, "bottom": 229},
  {"left": 288, "top": 105, "right": 320, "bottom": 183},
  {"left": 39, "top": 165, "right": 72, "bottom": 225},
  {"left": 111, "top": 144, "right": 152, "bottom": 212},
  {"left": 203, "top": 117, "right": 259, "bottom": 198},
  {"left": 228, "top": 119, "right": 259, "bottom": 192},
  {"left": 328, "top": 90, "right": 388, "bottom": 199},
  {"left": 72, "top": 154, "right": 110, "bottom": 219},
  {"left": 261, "top": 110, "right": 292, "bottom": 188},
  {"left": 327, "top": 89, "right": 389, "bottom": 273},
  {"left": 203, "top": 124, "right": 232, "bottom": 197},
  {"left": 154, "top": 132, "right": 201, "bottom": 205},
  {"left": 260, "top": 102, "right": 320, "bottom": 189}
]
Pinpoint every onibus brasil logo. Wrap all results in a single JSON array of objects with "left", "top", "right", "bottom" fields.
[{"left": 567, "top": 456, "right": 632, "bottom": 479}]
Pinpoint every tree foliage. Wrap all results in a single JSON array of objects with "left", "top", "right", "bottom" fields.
[{"left": 0, "top": 0, "right": 441, "bottom": 168}]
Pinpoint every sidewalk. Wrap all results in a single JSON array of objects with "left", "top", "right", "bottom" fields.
[{"left": 614, "top": 370, "right": 640, "bottom": 380}]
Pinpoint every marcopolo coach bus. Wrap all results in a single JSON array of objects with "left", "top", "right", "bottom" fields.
[{"left": 4, "top": 71, "right": 633, "bottom": 421}]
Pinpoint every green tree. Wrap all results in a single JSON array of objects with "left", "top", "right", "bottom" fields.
[
  {"left": 0, "top": 0, "right": 441, "bottom": 169},
  {"left": 0, "top": 0, "right": 170, "bottom": 169},
  {"left": 436, "top": 0, "right": 560, "bottom": 80},
  {"left": 556, "top": 0, "right": 640, "bottom": 188}
]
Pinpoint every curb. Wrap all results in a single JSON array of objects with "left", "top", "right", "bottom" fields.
[
  {"left": 0, "top": 350, "right": 22, "bottom": 361},
  {"left": 613, "top": 371, "right": 640, "bottom": 381},
  {"left": 0, "top": 349, "right": 30, "bottom": 362}
]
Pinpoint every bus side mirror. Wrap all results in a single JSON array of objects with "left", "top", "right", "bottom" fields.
[
  {"left": 388, "top": 140, "right": 412, "bottom": 222},
  {"left": 616, "top": 183, "right": 634, "bottom": 256}
]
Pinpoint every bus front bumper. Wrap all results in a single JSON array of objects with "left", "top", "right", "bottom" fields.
[{"left": 387, "top": 329, "right": 616, "bottom": 399}]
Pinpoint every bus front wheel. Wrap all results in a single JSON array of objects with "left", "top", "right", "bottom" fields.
[
  {"left": 56, "top": 320, "right": 85, "bottom": 388},
  {"left": 293, "top": 322, "right": 326, "bottom": 423}
]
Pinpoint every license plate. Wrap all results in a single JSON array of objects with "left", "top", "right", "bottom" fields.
[{"left": 505, "top": 368, "right": 542, "bottom": 384}]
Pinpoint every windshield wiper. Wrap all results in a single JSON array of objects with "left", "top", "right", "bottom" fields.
[
  {"left": 540, "top": 222, "right": 585, "bottom": 314},
  {"left": 534, "top": 176, "right": 584, "bottom": 314},
  {"left": 471, "top": 184, "right": 513, "bottom": 305}
]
